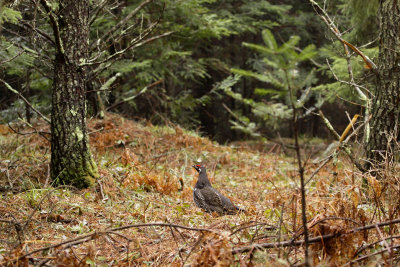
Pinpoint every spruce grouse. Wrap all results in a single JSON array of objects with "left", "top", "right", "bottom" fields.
[{"left": 192, "top": 165, "right": 244, "bottom": 215}]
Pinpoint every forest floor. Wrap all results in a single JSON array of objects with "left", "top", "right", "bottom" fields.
[{"left": 0, "top": 113, "right": 399, "bottom": 266}]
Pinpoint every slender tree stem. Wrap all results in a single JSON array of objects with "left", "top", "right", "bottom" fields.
[{"left": 285, "top": 70, "right": 310, "bottom": 266}]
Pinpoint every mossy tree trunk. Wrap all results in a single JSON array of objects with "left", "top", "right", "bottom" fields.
[
  {"left": 366, "top": 0, "right": 400, "bottom": 168},
  {"left": 49, "top": 0, "right": 98, "bottom": 188}
]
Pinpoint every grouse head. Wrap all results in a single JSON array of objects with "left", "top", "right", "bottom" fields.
[
  {"left": 192, "top": 164, "right": 211, "bottom": 189},
  {"left": 193, "top": 164, "right": 205, "bottom": 173}
]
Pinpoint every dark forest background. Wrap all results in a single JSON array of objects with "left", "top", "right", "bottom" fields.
[{"left": 0, "top": 0, "right": 378, "bottom": 143}]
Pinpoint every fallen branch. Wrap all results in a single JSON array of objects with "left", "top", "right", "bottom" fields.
[
  {"left": 230, "top": 222, "right": 275, "bottom": 237},
  {"left": 354, "top": 234, "right": 400, "bottom": 257},
  {"left": 348, "top": 244, "right": 400, "bottom": 265},
  {"left": 233, "top": 232, "right": 338, "bottom": 254},
  {"left": 232, "top": 218, "right": 400, "bottom": 254},
  {"left": 109, "top": 222, "right": 215, "bottom": 233},
  {"left": 5, "top": 222, "right": 214, "bottom": 264}
]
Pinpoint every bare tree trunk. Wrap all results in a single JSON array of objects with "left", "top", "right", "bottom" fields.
[
  {"left": 366, "top": 0, "right": 400, "bottom": 168},
  {"left": 50, "top": 0, "right": 98, "bottom": 188}
]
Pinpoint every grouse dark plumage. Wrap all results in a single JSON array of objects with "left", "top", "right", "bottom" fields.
[{"left": 192, "top": 165, "right": 244, "bottom": 215}]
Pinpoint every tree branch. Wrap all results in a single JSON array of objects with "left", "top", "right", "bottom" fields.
[
  {"left": 309, "top": 0, "right": 378, "bottom": 74},
  {"left": 94, "top": 0, "right": 153, "bottom": 48},
  {"left": 106, "top": 79, "right": 163, "bottom": 111},
  {"left": 87, "top": 29, "right": 173, "bottom": 80},
  {"left": 0, "top": 79, "right": 50, "bottom": 124},
  {"left": 7, "top": 122, "right": 50, "bottom": 142},
  {"left": 317, "top": 110, "right": 367, "bottom": 173},
  {"left": 349, "top": 244, "right": 400, "bottom": 265},
  {"left": 7, "top": 222, "right": 213, "bottom": 264},
  {"left": 85, "top": 22, "right": 168, "bottom": 67},
  {"left": 21, "top": 21, "right": 55, "bottom": 46},
  {"left": 130, "top": 30, "right": 173, "bottom": 50},
  {"left": 89, "top": 0, "right": 109, "bottom": 26},
  {"left": 325, "top": 59, "right": 372, "bottom": 99},
  {"left": 40, "top": 0, "right": 64, "bottom": 55}
]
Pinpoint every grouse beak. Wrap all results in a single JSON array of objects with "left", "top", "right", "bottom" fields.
[{"left": 192, "top": 165, "right": 200, "bottom": 172}]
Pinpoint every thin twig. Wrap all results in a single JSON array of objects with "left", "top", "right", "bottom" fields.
[
  {"left": 168, "top": 222, "right": 184, "bottom": 266},
  {"left": 317, "top": 110, "right": 367, "bottom": 172},
  {"left": 87, "top": 19, "right": 159, "bottom": 66},
  {"left": 106, "top": 79, "right": 163, "bottom": 111},
  {"left": 110, "top": 222, "right": 215, "bottom": 233},
  {"left": 375, "top": 224, "right": 391, "bottom": 255},
  {"left": 94, "top": 0, "right": 153, "bottom": 49},
  {"left": 277, "top": 203, "right": 285, "bottom": 258},
  {"left": 89, "top": 0, "right": 109, "bottom": 26},
  {"left": 230, "top": 222, "right": 275, "bottom": 236},
  {"left": 183, "top": 234, "right": 204, "bottom": 265},
  {"left": 305, "top": 156, "right": 331, "bottom": 185},
  {"left": 0, "top": 49, "right": 24, "bottom": 64},
  {"left": 326, "top": 59, "right": 372, "bottom": 98},
  {"left": 7, "top": 122, "right": 50, "bottom": 142}
]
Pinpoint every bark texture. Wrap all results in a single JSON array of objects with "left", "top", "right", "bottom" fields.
[
  {"left": 366, "top": 0, "right": 400, "bottom": 166},
  {"left": 50, "top": 0, "right": 98, "bottom": 188}
]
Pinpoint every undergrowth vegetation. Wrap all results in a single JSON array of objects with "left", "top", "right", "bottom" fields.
[{"left": 1, "top": 113, "right": 399, "bottom": 266}]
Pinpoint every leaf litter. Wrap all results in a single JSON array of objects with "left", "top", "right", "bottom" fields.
[{"left": 1, "top": 113, "right": 400, "bottom": 266}]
